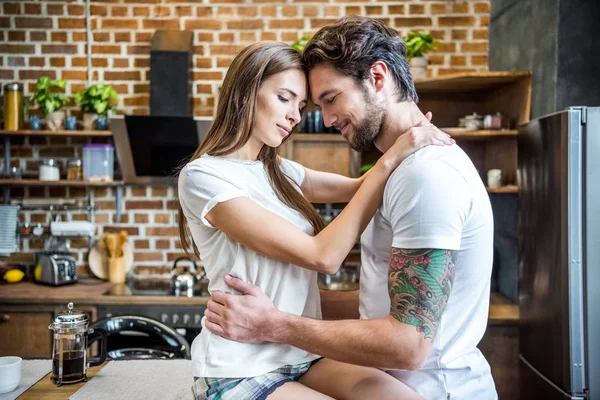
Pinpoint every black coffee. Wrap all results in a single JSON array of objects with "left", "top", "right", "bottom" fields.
[{"left": 52, "top": 350, "right": 85, "bottom": 382}]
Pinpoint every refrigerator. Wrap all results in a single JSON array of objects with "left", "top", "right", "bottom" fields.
[{"left": 518, "top": 106, "right": 599, "bottom": 399}]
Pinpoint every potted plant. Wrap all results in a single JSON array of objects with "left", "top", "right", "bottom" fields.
[
  {"left": 25, "top": 77, "right": 70, "bottom": 131},
  {"left": 74, "top": 83, "right": 119, "bottom": 130},
  {"left": 291, "top": 36, "right": 311, "bottom": 54},
  {"left": 404, "top": 31, "right": 439, "bottom": 79}
]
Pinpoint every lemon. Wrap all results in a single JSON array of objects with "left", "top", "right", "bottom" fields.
[{"left": 4, "top": 269, "right": 25, "bottom": 283}]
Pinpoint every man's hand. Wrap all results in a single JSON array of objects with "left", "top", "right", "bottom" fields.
[{"left": 204, "top": 274, "right": 280, "bottom": 343}]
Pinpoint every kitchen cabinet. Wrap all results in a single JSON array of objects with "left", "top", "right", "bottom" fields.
[
  {"left": 0, "top": 304, "right": 97, "bottom": 359},
  {"left": 279, "top": 134, "right": 360, "bottom": 178}
]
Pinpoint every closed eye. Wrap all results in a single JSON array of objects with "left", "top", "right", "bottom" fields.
[
  {"left": 327, "top": 95, "right": 338, "bottom": 104},
  {"left": 278, "top": 95, "right": 289, "bottom": 103}
]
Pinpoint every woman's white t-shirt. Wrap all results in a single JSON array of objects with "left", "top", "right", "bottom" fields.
[{"left": 178, "top": 154, "right": 321, "bottom": 378}]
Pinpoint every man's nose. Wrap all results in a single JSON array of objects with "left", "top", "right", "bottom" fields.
[{"left": 321, "top": 109, "right": 335, "bottom": 128}]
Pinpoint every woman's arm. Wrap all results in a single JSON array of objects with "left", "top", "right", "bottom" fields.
[
  {"left": 205, "top": 122, "right": 452, "bottom": 275},
  {"left": 301, "top": 168, "right": 366, "bottom": 204}
]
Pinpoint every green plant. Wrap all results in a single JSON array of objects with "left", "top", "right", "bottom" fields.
[
  {"left": 25, "top": 77, "right": 69, "bottom": 117},
  {"left": 291, "top": 36, "right": 311, "bottom": 54},
  {"left": 360, "top": 162, "right": 375, "bottom": 176},
  {"left": 404, "top": 31, "right": 439, "bottom": 60},
  {"left": 74, "top": 83, "right": 119, "bottom": 115}
]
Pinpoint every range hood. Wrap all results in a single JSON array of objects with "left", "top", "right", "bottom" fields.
[{"left": 111, "top": 115, "right": 212, "bottom": 185}]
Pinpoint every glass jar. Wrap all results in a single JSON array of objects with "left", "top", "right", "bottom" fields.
[
  {"left": 3, "top": 83, "right": 24, "bottom": 130},
  {"left": 39, "top": 159, "right": 60, "bottom": 181},
  {"left": 66, "top": 159, "right": 83, "bottom": 180}
]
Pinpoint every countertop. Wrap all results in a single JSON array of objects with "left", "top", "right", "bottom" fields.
[{"left": 0, "top": 281, "right": 518, "bottom": 324}]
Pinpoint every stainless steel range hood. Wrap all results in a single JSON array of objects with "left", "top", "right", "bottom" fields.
[{"left": 111, "top": 115, "right": 212, "bottom": 185}]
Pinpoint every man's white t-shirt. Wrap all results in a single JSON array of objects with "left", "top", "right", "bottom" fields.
[
  {"left": 178, "top": 154, "right": 321, "bottom": 378},
  {"left": 360, "top": 145, "right": 498, "bottom": 400}
]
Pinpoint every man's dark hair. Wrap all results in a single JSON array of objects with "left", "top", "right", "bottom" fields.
[{"left": 302, "top": 15, "right": 418, "bottom": 103}]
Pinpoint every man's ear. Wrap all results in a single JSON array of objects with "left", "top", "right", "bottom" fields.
[{"left": 370, "top": 61, "right": 389, "bottom": 93}]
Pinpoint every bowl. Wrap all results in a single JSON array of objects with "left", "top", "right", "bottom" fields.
[{"left": 0, "top": 356, "right": 22, "bottom": 394}]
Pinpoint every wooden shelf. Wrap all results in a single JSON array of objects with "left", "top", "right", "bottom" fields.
[
  {"left": 292, "top": 133, "right": 346, "bottom": 142},
  {"left": 442, "top": 128, "right": 518, "bottom": 139},
  {"left": 487, "top": 185, "right": 518, "bottom": 193},
  {"left": 0, "top": 129, "right": 112, "bottom": 137},
  {"left": 0, "top": 179, "right": 123, "bottom": 187},
  {"left": 488, "top": 292, "right": 519, "bottom": 325},
  {"left": 414, "top": 71, "right": 532, "bottom": 93}
]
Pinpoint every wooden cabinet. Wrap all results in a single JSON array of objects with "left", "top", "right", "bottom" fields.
[
  {"left": 0, "top": 305, "right": 54, "bottom": 358},
  {"left": 279, "top": 134, "right": 360, "bottom": 177},
  {"left": 0, "top": 304, "right": 98, "bottom": 359},
  {"left": 479, "top": 325, "right": 521, "bottom": 400}
]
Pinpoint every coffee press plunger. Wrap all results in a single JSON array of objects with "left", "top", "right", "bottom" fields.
[{"left": 48, "top": 302, "right": 107, "bottom": 386}]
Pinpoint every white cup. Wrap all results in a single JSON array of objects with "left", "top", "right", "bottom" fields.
[
  {"left": 0, "top": 356, "right": 22, "bottom": 394},
  {"left": 487, "top": 169, "right": 502, "bottom": 188}
]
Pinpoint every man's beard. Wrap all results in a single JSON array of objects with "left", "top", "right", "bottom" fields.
[{"left": 348, "top": 90, "right": 386, "bottom": 152}]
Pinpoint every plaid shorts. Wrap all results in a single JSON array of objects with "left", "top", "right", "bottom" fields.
[{"left": 192, "top": 359, "right": 321, "bottom": 400}]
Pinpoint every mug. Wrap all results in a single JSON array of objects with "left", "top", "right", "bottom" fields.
[
  {"left": 29, "top": 115, "right": 41, "bottom": 131},
  {"left": 65, "top": 115, "right": 77, "bottom": 130},
  {"left": 0, "top": 356, "right": 22, "bottom": 394}
]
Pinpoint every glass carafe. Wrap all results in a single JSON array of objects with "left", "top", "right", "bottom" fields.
[{"left": 49, "top": 302, "right": 107, "bottom": 386}]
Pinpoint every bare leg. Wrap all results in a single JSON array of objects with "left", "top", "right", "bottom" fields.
[
  {"left": 299, "top": 358, "right": 424, "bottom": 400},
  {"left": 266, "top": 381, "right": 334, "bottom": 400}
]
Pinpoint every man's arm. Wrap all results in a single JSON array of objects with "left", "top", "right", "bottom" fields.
[{"left": 205, "top": 248, "right": 456, "bottom": 370}]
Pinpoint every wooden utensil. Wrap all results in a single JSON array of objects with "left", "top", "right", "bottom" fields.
[{"left": 105, "top": 233, "right": 119, "bottom": 258}]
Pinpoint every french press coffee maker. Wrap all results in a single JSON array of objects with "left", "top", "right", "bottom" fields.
[{"left": 48, "top": 302, "right": 107, "bottom": 386}]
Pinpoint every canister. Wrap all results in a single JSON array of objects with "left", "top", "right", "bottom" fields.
[{"left": 3, "top": 83, "right": 24, "bottom": 130}]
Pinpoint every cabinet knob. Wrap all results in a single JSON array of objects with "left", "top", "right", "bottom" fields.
[{"left": 1, "top": 314, "right": 10, "bottom": 322}]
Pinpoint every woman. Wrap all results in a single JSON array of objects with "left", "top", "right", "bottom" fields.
[{"left": 177, "top": 42, "right": 452, "bottom": 400}]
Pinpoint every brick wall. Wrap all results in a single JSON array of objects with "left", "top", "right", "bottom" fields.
[{"left": 0, "top": 0, "right": 490, "bottom": 275}]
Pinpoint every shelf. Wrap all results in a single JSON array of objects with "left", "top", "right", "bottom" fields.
[
  {"left": 487, "top": 185, "right": 518, "bottom": 193},
  {"left": 0, "top": 129, "right": 112, "bottom": 137},
  {"left": 0, "top": 179, "right": 124, "bottom": 187},
  {"left": 442, "top": 128, "right": 518, "bottom": 139},
  {"left": 291, "top": 133, "right": 346, "bottom": 142},
  {"left": 414, "top": 71, "right": 532, "bottom": 93}
]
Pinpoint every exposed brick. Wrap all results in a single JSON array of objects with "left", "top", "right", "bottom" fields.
[
  {"left": 185, "top": 20, "right": 222, "bottom": 30},
  {"left": 260, "top": 32, "right": 277, "bottom": 41},
  {"left": 346, "top": 6, "right": 361, "bottom": 14},
  {"left": 261, "top": 6, "right": 276, "bottom": 17},
  {"left": 471, "top": 55, "right": 488, "bottom": 66},
  {"left": 438, "top": 16, "right": 476, "bottom": 27},
  {"left": 452, "top": 29, "right": 468, "bottom": 40},
  {"left": 366, "top": 6, "right": 382, "bottom": 15},
  {"left": 0, "top": 70, "right": 15, "bottom": 80},
  {"left": 62, "top": 70, "right": 87, "bottom": 80},
  {"left": 134, "top": 239, "right": 150, "bottom": 249},
  {"left": 430, "top": 3, "right": 448, "bottom": 14},
  {"left": 0, "top": 17, "right": 10, "bottom": 28},
  {"left": 72, "top": 32, "right": 87, "bottom": 42},
  {"left": 92, "top": 45, "right": 122, "bottom": 54},
  {"left": 303, "top": 5, "right": 319, "bottom": 16},
  {"left": 94, "top": 32, "right": 110, "bottom": 42},
  {"left": 146, "top": 227, "right": 178, "bottom": 236},
  {"left": 104, "top": 71, "right": 141, "bottom": 80},
  {"left": 42, "top": 45, "right": 78, "bottom": 54},
  {"left": 143, "top": 19, "right": 180, "bottom": 30},
  {"left": 450, "top": 55, "right": 467, "bottom": 66},
  {"left": 238, "top": 7, "right": 258, "bottom": 17},
  {"left": 227, "top": 19, "right": 264, "bottom": 30},
  {"left": 324, "top": 6, "right": 341, "bottom": 17},
  {"left": 124, "top": 96, "right": 149, "bottom": 106},
  {"left": 438, "top": 68, "right": 476, "bottom": 76},
  {"left": 134, "top": 213, "right": 149, "bottom": 223},
  {"left": 197, "top": 84, "right": 213, "bottom": 93},
  {"left": 113, "top": 58, "right": 129, "bottom": 68},
  {"left": 102, "top": 19, "right": 139, "bottom": 29},
  {"left": 24, "top": 3, "right": 42, "bottom": 14},
  {"left": 68, "top": 5, "right": 85, "bottom": 15},
  {"left": 3, "top": 3, "right": 20, "bottom": 14},
  {"left": 452, "top": 2, "right": 470, "bottom": 13},
  {"left": 15, "top": 17, "right": 52, "bottom": 29},
  {"left": 134, "top": 83, "right": 149, "bottom": 93},
  {"left": 282, "top": 5, "right": 297, "bottom": 17},
  {"left": 194, "top": 71, "right": 223, "bottom": 80},
  {"left": 28, "top": 57, "right": 45, "bottom": 67},
  {"left": 47, "top": 4, "right": 64, "bottom": 15},
  {"left": 136, "top": 32, "right": 153, "bottom": 42},
  {"left": 175, "top": 6, "right": 192, "bottom": 17},
  {"left": 473, "top": 29, "right": 489, "bottom": 40},
  {"left": 59, "top": 18, "right": 86, "bottom": 29},
  {"left": 409, "top": 4, "right": 425, "bottom": 14},
  {"left": 127, "top": 45, "right": 150, "bottom": 55},
  {"left": 433, "top": 42, "right": 457, "bottom": 53},
  {"left": 462, "top": 42, "right": 488, "bottom": 53},
  {"left": 154, "top": 213, "right": 170, "bottom": 224},
  {"left": 50, "top": 57, "right": 66, "bottom": 67},
  {"left": 111, "top": 6, "right": 130, "bottom": 17},
  {"left": 30, "top": 31, "right": 47, "bottom": 41},
  {"left": 134, "top": 58, "right": 150, "bottom": 68},
  {"left": 480, "top": 15, "right": 490, "bottom": 26},
  {"left": 8, "top": 32, "right": 26, "bottom": 42},
  {"left": 91, "top": 5, "right": 108, "bottom": 16},
  {"left": 134, "top": 252, "right": 163, "bottom": 262},
  {"left": 240, "top": 32, "right": 257, "bottom": 42},
  {"left": 51, "top": 32, "right": 68, "bottom": 42},
  {"left": 71, "top": 57, "right": 87, "bottom": 67},
  {"left": 125, "top": 200, "right": 163, "bottom": 210},
  {"left": 7, "top": 57, "right": 25, "bottom": 67},
  {"left": 196, "top": 7, "right": 213, "bottom": 17},
  {"left": 19, "top": 70, "right": 57, "bottom": 80},
  {"left": 156, "top": 240, "right": 171, "bottom": 250},
  {"left": 209, "top": 45, "right": 245, "bottom": 55},
  {"left": 270, "top": 19, "right": 304, "bottom": 29},
  {"left": 474, "top": 2, "right": 491, "bottom": 13},
  {"left": 217, "top": 7, "right": 235, "bottom": 16},
  {"left": 154, "top": 5, "right": 171, "bottom": 17},
  {"left": 394, "top": 17, "right": 432, "bottom": 27},
  {"left": 132, "top": 6, "right": 149, "bottom": 17}
]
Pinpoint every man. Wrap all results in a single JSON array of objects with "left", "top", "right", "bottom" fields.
[{"left": 205, "top": 16, "right": 497, "bottom": 400}]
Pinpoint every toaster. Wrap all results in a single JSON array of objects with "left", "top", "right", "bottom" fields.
[{"left": 34, "top": 251, "right": 78, "bottom": 286}]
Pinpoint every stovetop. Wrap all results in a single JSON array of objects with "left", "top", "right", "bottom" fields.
[{"left": 104, "top": 279, "right": 209, "bottom": 297}]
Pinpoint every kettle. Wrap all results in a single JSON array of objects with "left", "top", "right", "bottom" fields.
[
  {"left": 171, "top": 256, "right": 201, "bottom": 297},
  {"left": 48, "top": 302, "right": 107, "bottom": 386}
]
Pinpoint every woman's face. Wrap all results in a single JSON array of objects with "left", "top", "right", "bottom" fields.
[{"left": 251, "top": 68, "right": 307, "bottom": 148}]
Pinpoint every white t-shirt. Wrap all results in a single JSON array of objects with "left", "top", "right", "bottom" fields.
[
  {"left": 178, "top": 154, "right": 321, "bottom": 378},
  {"left": 360, "top": 145, "right": 497, "bottom": 400}
]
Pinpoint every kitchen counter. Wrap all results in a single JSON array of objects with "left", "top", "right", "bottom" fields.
[{"left": 0, "top": 281, "right": 518, "bottom": 324}]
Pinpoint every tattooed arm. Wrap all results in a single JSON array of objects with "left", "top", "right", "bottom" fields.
[{"left": 204, "top": 247, "right": 456, "bottom": 370}]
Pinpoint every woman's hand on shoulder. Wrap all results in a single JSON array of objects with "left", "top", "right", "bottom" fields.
[{"left": 382, "top": 112, "right": 455, "bottom": 170}]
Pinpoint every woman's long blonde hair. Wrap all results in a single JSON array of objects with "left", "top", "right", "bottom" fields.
[{"left": 178, "top": 42, "right": 325, "bottom": 258}]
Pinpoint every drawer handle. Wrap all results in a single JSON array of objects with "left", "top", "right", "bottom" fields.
[{"left": 1, "top": 314, "right": 10, "bottom": 322}]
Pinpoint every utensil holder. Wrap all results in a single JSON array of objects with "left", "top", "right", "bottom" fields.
[{"left": 108, "top": 256, "right": 126, "bottom": 284}]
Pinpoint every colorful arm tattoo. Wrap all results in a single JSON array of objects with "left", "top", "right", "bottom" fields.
[{"left": 388, "top": 248, "right": 456, "bottom": 339}]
